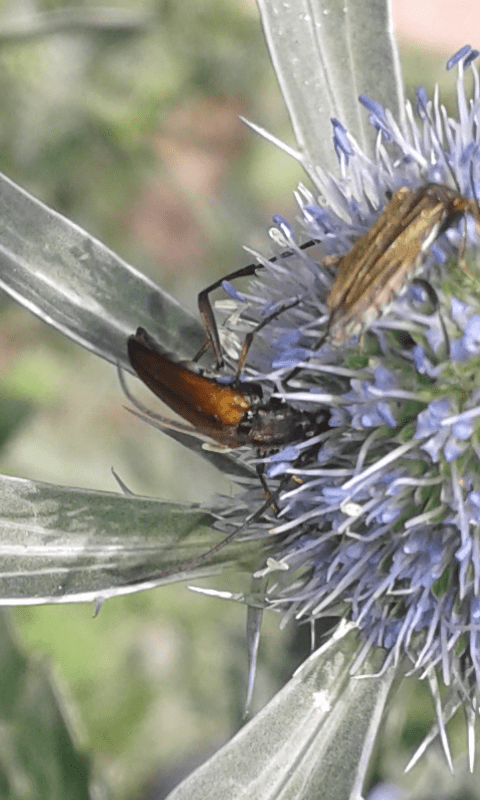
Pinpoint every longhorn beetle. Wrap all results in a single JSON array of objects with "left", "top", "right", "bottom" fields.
[{"left": 325, "top": 183, "right": 480, "bottom": 342}]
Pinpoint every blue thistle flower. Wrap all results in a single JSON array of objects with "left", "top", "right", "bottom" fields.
[{"left": 209, "top": 45, "right": 480, "bottom": 759}]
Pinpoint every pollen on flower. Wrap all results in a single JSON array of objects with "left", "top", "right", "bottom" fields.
[{"left": 211, "top": 44, "right": 480, "bottom": 763}]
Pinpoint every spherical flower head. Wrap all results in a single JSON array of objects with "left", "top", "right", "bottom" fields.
[{"left": 214, "top": 45, "right": 480, "bottom": 742}]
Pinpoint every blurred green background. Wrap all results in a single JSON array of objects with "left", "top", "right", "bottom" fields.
[{"left": 0, "top": 1, "right": 474, "bottom": 797}]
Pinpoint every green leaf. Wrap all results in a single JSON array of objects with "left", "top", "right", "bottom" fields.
[
  {"left": 0, "top": 397, "right": 32, "bottom": 449},
  {"left": 0, "top": 172, "right": 204, "bottom": 370},
  {"left": 0, "top": 474, "right": 261, "bottom": 603},
  {"left": 0, "top": 610, "right": 94, "bottom": 799},
  {"left": 256, "top": 0, "right": 404, "bottom": 178},
  {"left": 166, "top": 627, "right": 399, "bottom": 800}
]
